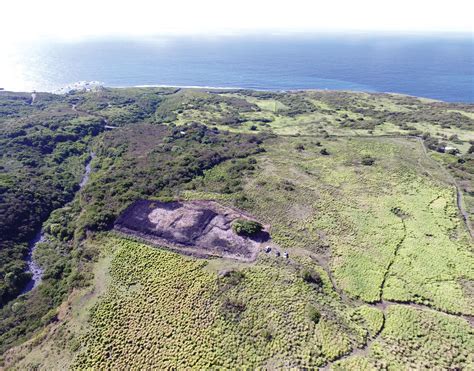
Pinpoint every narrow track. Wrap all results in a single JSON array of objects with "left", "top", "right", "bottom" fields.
[
  {"left": 413, "top": 136, "right": 473, "bottom": 239},
  {"left": 378, "top": 218, "right": 407, "bottom": 301}
]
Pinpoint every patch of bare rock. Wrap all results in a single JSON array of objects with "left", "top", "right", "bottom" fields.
[{"left": 114, "top": 200, "right": 271, "bottom": 261}]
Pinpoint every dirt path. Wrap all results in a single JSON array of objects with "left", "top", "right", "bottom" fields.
[
  {"left": 313, "top": 219, "right": 472, "bottom": 369},
  {"left": 378, "top": 218, "right": 407, "bottom": 301},
  {"left": 316, "top": 256, "right": 473, "bottom": 370},
  {"left": 320, "top": 297, "right": 474, "bottom": 370},
  {"left": 307, "top": 209, "right": 471, "bottom": 369},
  {"left": 413, "top": 137, "right": 473, "bottom": 239},
  {"left": 373, "top": 299, "right": 474, "bottom": 326},
  {"left": 305, "top": 241, "right": 474, "bottom": 369},
  {"left": 321, "top": 312, "right": 386, "bottom": 371},
  {"left": 310, "top": 253, "right": 354, "bottom": 305}
]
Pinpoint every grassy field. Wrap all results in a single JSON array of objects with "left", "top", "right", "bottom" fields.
[
  {"left": 42, "top": 235, "right": 370, "bottom": 369},
  {"left": 176, "top": 134, "right": 474, "bottom": 368},
  {"left": 186, "top": 136, "right": 473, "bottom": 313},
  {"left": 334, "top": 305, "right": 474, "bottom": 369}
]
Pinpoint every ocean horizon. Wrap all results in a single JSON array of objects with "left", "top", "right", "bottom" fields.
[{"left": 2, "top": 34, "right": 473, "bottom": 102}]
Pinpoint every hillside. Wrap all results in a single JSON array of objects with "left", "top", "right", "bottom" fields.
[{"left": 1, "top": 87, "right": 473, "bottom": 369}]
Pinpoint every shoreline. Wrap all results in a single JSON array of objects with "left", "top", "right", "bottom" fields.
[
  {"left": 0, "top": 83, "right": 453, "bottom": 103},
  {"left": 127, "top": 84, "right": 447, "bottom": 102}
]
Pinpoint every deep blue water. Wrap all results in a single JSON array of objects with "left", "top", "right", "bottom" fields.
[{"left": 2, "top": 34, "right": 473, "bottom": 102}]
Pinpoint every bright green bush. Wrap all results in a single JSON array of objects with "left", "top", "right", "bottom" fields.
[{"left": 232, "top": 219, "right": 263, "bottom": 236}]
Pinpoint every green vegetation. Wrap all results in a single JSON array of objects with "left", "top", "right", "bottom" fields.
[
  {"left": 306, "top": 304, "right": 322, "bottom": 324},
  {"left": 0, "top": 92, "right": 103, "bottom": 303},
  {"left": 361, "top": 155, "right": 375, "bottom": 166},
  {"left": 77, "top": 121, "right": 264, "bottom": 233},
  {"left": 352, "top": 305, "right": 384, "bottom": 337},
  {"left": 334, "top": 305, "right": 474, "bottom": 369},
  {"left": 232, "top": 219, "right": 263, "bottom": 236},
  {"left": 1, "top": 87, "right": 473, "bottom": 369},
  {"left": 0, "top": 88, "right": 265, "bottom": 356},
  {"left": 70, "top": 236, "right": 366, "bottom": 369},
  {"left": 301, "top": 268, "right": 323, "bottom": 287},
  {"left": 199, "top": 135, "right": 472, "bottom": 314}
]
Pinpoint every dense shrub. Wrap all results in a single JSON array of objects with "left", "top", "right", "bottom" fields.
[
  {"left": 232, "top": 219, "right": 263, "bottom": 236},
  {"left": 361, "top": 155, "right": 376, "bottom": 166},
  {"left": 306, "top": 304, "right": 321, "bottom": 324},
  {"left": 0, "top": 104, "right": 104, "bottom": 305},
  {"left": 301, "top": 269, "right": 323, "bottom": 287}
]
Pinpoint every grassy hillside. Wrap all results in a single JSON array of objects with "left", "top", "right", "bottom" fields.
[{"left": 1, "top": 87, "right": 473, "bottom": 369}]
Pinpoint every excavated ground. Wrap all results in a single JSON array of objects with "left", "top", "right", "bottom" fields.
[{"left": 114, "top": 200, "right": 270, "bottom": 261}]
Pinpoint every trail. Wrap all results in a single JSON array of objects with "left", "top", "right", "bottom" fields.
[
  {"left": 373, "top": 299, "right": 474, "bottom": 326},
  {"left": 413, "top": 136, "right": 473, "bottom": 239},
  {"left": 314, "top": 256, "right": 474, "bottom": 370},
  {"left": 321, "top": 313, "right": 386, "bottom": 371},
  {"left": 285, "top": 133, "right": 472, "bottom": 306},
  {"left": 316, "top": 249, "right": 473, "bottom": 370},
  {"left": 310, "top": 253, "right": 353, "bottom": 305},
  {"left": 378, "top": 218, "right": 407, "bottom": 301},
  {"left": 311, "top": 187, "right": 472, "bottom": 368},
  {"left": 303, "top": 169, "right": 471, "bottom": 369}
]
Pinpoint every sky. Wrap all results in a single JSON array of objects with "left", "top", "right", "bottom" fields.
[{"left": 1, "top": 0, "right": 473, "bottom": 44}]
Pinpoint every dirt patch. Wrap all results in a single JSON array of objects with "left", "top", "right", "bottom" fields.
[{"left": 114, "top": 200, "right": 271, "bottom": 261}]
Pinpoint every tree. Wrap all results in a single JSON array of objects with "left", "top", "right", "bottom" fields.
[
  {"left": 232, "top": 219, "right": 263, "bottom": 236},
  {"left": 320, "top": 148, "right": 329, "bottom": 155}
]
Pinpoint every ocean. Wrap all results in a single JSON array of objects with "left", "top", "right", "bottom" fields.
[{"left": 2, "top": 34, "right": 473, "bottom": 102}]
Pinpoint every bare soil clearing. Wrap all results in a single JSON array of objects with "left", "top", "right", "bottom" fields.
[{"left": 114, "top": 200, "right": 270, "bottom": 261}]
